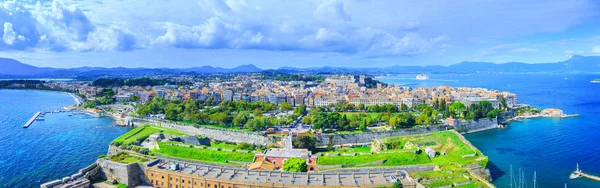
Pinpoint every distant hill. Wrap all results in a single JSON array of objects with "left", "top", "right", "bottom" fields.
[
  {"left": 278, "top": 55, "right": 600, "bottom": 74},
  {"left": 0, "top": 58, "right": 56, "bottom": 76},
  {"left": 1, "top": 55, "right": 600, "bottom": 78},
  {"left": 0, "top": 58, "right": 265, "bottom": 78}
]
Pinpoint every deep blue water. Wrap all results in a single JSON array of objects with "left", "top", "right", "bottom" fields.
[
  {"left": 0, "top": 90, "right": 130, "bottom": 187},
  {"left": 381, "top": 74, "right": 600, "bottom": 188}
]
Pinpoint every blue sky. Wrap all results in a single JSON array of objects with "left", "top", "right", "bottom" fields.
[{"left": 0, "top": 0, "right": 600, "bottom": 68}]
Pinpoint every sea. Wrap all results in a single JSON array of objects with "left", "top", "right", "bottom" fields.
[
  {"left": 0, "top": 90, "right": 130, "bottom": 187},
  {"left": 380, "top": 73, "right": 600, "bottom": 188}
]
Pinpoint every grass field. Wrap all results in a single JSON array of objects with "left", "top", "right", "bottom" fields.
[
  {"left": 316, "top": 131, "right": 490, "bottom": 187},
  {"left": 112, "top": 124, "right": 184, "bottom": 145},
  {"left": 153, "top": 142, "right": 255, "bottom": 164},
  {"left": 108, "top": 153, "right": 149, "bottom": 164},
  {"left": 382, "top": 131, "right": 487, "bottom": 167},
  {"left": 317, "top": 150, "right": 430, "bottom": 166}
]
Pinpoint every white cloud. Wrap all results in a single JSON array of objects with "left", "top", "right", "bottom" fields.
[
  {"left": 0, "top": 0, "right": 598, "bottom": 61},
  {"left": 592, "top": 45, "right": 600, "bottom": 53},
  {"left": 0, "top": 0, "right": 136, "bottom": 52},
  {"left": 2, "top": 22, "right": 16, "bottom": 45},
  {"left": 313, "top": 0, "right": 352, "bottom": 22}
]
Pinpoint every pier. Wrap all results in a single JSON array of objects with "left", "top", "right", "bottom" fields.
[
  {"left": 22, "top": 110, "right": 75, "bottom": 128},
  {"left": 570, "top": 163, "right": 600, "bottom": 181},
  {"left": 23, "top": 112, "right": 42, "bottom": 128}
]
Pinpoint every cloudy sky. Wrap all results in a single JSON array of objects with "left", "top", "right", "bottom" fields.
[{"left": 1, "top": 0, "right": 600, "bottom": 68}]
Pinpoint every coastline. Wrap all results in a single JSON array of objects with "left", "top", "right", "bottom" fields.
[{"left": 501, "top": 113, "right": 580, "bottom": 124}]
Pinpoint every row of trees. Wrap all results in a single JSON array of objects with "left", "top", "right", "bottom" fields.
[
  {"left": 331, "top": 100, "right": 408, "bottom": 113},
  {"left": 303, "top": 107, "right": 419, "bottom": 131}
]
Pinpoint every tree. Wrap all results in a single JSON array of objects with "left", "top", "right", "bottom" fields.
[
  {"left": 449, "top": 102, "right": 466, "bottom": 117},
  {"left": 294, "top": 104, "right": 306, "bottom": 116},
  {"left": 357, "top": 103, "right": 365, "bottom": 111},
  {"left": 280, "top": 102, "right": 293, "bottom": 111},
  {"left": 293, "top": 134, "right": 317, "bottom": 151},
  {"left": 500, "top": 96, "right": 508, "bottom": 109},
  {"left": 283, "top": 157, "right": 308, "bottom": 172},
  {"left": 130, "top": 95, "right": 140, "bottom": 102},
  {"left": 359, "top": 120, "right": 367, "bottom": 131},
  {"left": 233, "top": 111, "right": 250, "bottom": 127},
  {"left": 302, "top": 116, "right": 312, "bottom": 124},
  {"left": 400, "top": 103, "right": 408, "bottom": 111}
]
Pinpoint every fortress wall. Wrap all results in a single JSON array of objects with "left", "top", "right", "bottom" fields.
[{"left": 132, "top": 118, "right": 275, "bottom": 145}]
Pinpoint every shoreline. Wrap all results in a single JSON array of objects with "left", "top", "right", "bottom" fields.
[{"left": 501, "top": 113, "right": 580, "bottom": 124}]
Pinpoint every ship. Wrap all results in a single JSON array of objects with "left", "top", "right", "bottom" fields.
[{"left": 416, "top": 74, "right": 429, "bottom": 80}]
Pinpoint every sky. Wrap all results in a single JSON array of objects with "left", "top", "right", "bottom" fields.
[{"left": 0, "top": 0, "right": 600, "bottom": 69}]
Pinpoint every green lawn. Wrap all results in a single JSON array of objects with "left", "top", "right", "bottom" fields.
[
  {"left": 108, "top": 153, "right": 149, "bottom": 164},
  {"left": 317, "top": 146, "right": 371, "bottom": 155},
  {"left": 112, "top": 124, "right": 185, "bottom": 145},
  {"left": 153, "top": 142, "right": 255, "bottom": 164},
  {"left": 317, "top": 150, "right": 430, "bottom": 166},
  {"left": 210, "top": 141, "right": 240, "bottom": 150}
]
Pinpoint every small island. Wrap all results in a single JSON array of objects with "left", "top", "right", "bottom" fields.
[{"left": 591, "top": 79, "right": 600, "bottom": 83}]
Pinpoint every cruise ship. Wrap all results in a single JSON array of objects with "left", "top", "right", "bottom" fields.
[{"left": 416, "top": 74, "right": 429, "bottom": 80}]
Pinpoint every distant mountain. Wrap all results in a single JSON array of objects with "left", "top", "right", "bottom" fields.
[
  {"left": 1, "top": 55, "right": 600, "bottom": 78},
  {"left": 183, "top": 64, "right": 262, "bottom": 73},
  {"left": 0, "top": 58, "right": 56, "bottom": 76},
  {"left": 278, "top": 55, "right": 600, "bottom": 74},
  {"left": 0, "top": 59, "right": 265, "bottom": 78}
]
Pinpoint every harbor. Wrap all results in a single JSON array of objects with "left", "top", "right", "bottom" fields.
[{"left": 22, "top": 109, "right": 88, "bottom": 128}]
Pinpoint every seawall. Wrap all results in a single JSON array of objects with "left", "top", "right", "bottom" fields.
[{"left": 453, "top": 118, "right": 499, "bottom": 134}]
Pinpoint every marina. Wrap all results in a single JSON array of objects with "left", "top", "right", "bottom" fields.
[{"left": 22, "top": 109, "right": 78, "bottom": 128}]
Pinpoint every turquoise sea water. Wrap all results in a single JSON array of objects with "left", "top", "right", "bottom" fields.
[
  {"left": 380, "top": 73, "right": 600, "bottom": 187},
  {"left": 0, "top": 90, "right": 130, "bottom": 187}
]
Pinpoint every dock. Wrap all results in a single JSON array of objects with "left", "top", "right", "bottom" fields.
[
  {"left": 23, "top": 112, "right": 42, "bottom": 128},
  {"left": 570, "top": 163, "right": 600, "bottom": 181}
]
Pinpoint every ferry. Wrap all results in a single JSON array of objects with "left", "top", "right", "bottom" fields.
[{"left": 416, "top": 74, "right": 429, "bottom": 80}]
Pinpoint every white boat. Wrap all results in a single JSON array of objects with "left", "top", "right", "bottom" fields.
[{"left": 416, "top": 74, "right": 429, "bottom": 80}]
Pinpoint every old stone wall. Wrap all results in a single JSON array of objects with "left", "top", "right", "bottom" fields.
[
  {"left": 316, "top": 126, "right": 449, "bottom": 146},
  {"left": 498, "top": 109, "right": 516, "bottom": 123},
  {"left": 453, "top": 118, "right": 498, "bottom": 134},
  {"left": 97, "top": 159, "right": 147, "bottom": 187},
  {"left": 132, "top": 118, "right": 274, "bottom": 145}
]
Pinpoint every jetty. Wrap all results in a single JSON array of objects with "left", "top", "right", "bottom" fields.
[
  {"left": 570, "top": 163, "right": 600, "bottom": 181},
  {"left": 23, "top": 112, "right": 42, "bottom": 128}
]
